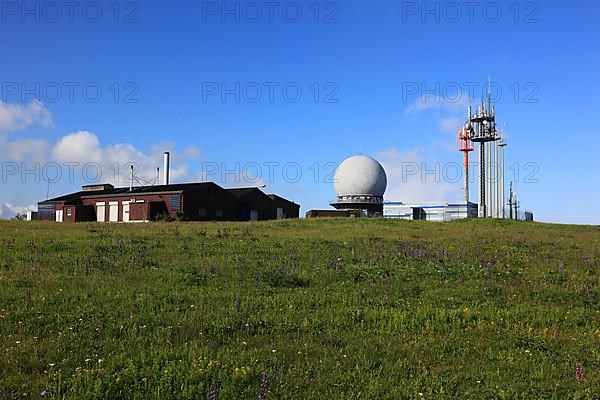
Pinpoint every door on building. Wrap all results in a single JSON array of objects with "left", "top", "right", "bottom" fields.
[
  {"left": 55, "top": 210, "right": 63, "bottom": 222},
  {"left": 250, "top": 210, "right": 258, "bottom": 221},
  {"left": 109, "top": 202, "right": 119, "bottom": 222},
  {"left": 96, "top": 202, "right": 105, "bottom": 222},
  {"left": 276, "top": 207, "right": 284, "bottom": 219},
  {"left": 122, "top": 202, "right": 130, "bottom": 223}
]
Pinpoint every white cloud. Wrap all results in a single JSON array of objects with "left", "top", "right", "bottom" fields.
[
  {"left": 52, "top": 131, "right": 102, "bottom": 163},
  {"left": 51, "top": 131, "right": 191, "bottom": 185},
  {"left": 0, "top": 203, "right": 36, "bottom": 219},
  {"left": 440, "top": 117, "right": 462, "bottom": 133},
  {"left": 0, "top": 100, "right": 53, "bottom": 133},
  {"left": 377, "top": 147, "right": 462, "bottom": 203},
  {"left": 181, "top": 146, "right": 201, "bottom": 159},
  {"left": 404, "top": 95, "right": 470, "bottom": 134},
  {"left": 0, "top": 135, "right": 49, "bottom": 161}
]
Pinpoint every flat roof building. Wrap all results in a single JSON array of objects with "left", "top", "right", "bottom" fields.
[
  {"left": 383, "top": 201, "right": 478, "bottom": 222},
  {"left": 37, "top": 182, "right": 299, "bottom": 223}
]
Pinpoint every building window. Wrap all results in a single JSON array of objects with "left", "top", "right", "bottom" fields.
[
  {"left": 170, "top": 196, "right": 181, "bottom": 210},
  {"left": 66, "top": 208, "right": 72, "bottom": 217},
  {"left": 198, "top": 209, "right": 206, "bottom": 217},
  {"left": 215, "top": 209, "right": 223, "bottom": 218}
]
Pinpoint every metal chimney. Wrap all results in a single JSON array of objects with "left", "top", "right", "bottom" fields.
[
  {"left": 130, "top": 165, "right": 134, "bottom": 191},
  {"left": 163, "top": 152, "right": 170, "bottom": 185}
]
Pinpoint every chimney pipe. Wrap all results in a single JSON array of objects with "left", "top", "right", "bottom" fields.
[
  {"left": 130, "top": 165, "right": 134, "bottom": 192},
  {"left": 163, "top": 152, "right": 170, "bottom": 185}
]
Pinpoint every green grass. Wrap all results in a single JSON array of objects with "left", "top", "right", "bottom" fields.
[{"left": 0, "top": 218, "right": 599, "bottom": 399}]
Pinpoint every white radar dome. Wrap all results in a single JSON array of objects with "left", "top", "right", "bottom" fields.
[{"left": 333, "top": 155, "right": 387, "bottom": 197}]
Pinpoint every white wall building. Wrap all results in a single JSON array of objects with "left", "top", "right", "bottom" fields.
[{"left": 384, "top": 201, "right": 478, "bottom": 222}]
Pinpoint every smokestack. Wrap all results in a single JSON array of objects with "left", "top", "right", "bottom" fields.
[
  {"left": 163, "top": 152, "right": 170, "bottom": 185},
  {"left": 130, "top": 165, "right": 134, "bottom": 191}
]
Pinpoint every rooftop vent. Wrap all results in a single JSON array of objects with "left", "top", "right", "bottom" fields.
[{"left": 82, "top": 183, "right": 114, "bottom": 192}]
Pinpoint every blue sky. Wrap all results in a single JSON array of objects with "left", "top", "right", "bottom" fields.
[{"left": 1, "top": 0, "right": 598, "bottom": 224}]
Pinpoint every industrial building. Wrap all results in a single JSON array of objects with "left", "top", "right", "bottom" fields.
[
  {"left": 37, "top": 152, "right": 299, "bottom": 223},
  {"left": 37, "top": 182, "right": 299, "bottom": 223},
  {"left": 383, "top": 201, "right": 478, "bottom": 221}
]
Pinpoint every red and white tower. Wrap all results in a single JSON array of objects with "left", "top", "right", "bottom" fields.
[{"left": 458, "top": 122, "right": 474, "bottom": 203}]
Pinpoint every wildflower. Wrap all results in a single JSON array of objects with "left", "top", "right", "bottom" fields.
[
  {"left": 258, "top": 373, "right": 269, "bottom": 400},
  {"left": 40, "top": 390, "right": 53, "bottom": 398},
  {"left": 576, "top": 364, "right": 585, "bottom": 383},
  {"left": 48, "top": 363, "right": 55, "bottom": 367}
]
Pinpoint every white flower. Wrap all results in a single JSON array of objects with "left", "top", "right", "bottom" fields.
[
  {"left": 48, "top": 363, "right": 55, "bottom": 367},
  {"left": 85, "top": 358, "right": 91, "bottom": 363},
  {"left": 272, "top": 349, "right": 277, "bottom": 353}
]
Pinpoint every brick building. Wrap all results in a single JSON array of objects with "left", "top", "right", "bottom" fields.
[{"left": 37, "top": 182, "right": 299, "bottom": 223}]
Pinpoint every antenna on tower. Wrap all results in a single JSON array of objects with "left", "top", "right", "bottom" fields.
[
  {"left": 488, "top": 75, "right": 492, "bottom": 112},
  {"left": 467, "top": 77, "right": 498, "bottom": 218}
]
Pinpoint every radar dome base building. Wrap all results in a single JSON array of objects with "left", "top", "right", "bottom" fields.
[{"left": 330, "top": 155, "right": 387, "bottom": 215}]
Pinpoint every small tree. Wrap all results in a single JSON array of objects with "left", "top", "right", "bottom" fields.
[{"left": 13, "top": 213, "right": 27, "bottom": 221}]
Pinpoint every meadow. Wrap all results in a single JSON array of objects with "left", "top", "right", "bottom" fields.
[{"left": 0, "top": 218, "right": 599, "bottom": 399}]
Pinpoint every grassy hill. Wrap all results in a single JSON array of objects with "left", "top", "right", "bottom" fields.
[{"left": 0, "top": 219, "right": 599, "bottom": 399}]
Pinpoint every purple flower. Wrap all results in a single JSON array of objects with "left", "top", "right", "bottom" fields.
[
  {"left": 576, "top": 364, "right": 585, "bottom": 383},
  {"left": 258, "top": 372, "right": 269, "bottom": 400},
  {"left": 208, "top": 389, "right": 218, "bottom": 400}
]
